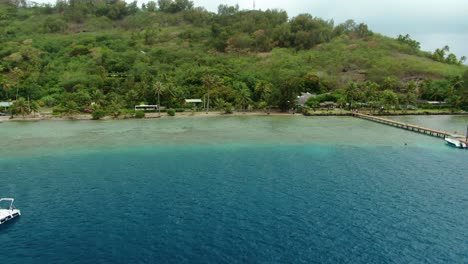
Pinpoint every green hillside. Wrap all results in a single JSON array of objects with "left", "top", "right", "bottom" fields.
[{"left": 1, "top": 1, "right": 467, "bottom": 115}]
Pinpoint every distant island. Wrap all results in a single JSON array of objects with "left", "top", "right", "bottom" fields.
[{"left": 0, "top": 0, "right": 467, "bottom": 120}]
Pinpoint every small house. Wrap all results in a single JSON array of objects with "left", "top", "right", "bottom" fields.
[
  {"left": 0, "top": 102, "right": 13, "bottom": 111},
  {"left": 185, "top": 99, "right": 203, "bottom": 108}
]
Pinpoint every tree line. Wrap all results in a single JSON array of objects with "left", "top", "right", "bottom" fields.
[
  {"left": 0, "top": 0, "right": 467, "bottom": 118},
  {"left": 305, "top": 75, "right": 468, "bottom": 113}
]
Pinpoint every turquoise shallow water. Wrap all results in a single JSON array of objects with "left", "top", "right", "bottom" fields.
[{"left": 0, "top": 116, "right": 467, "bottom": 263}]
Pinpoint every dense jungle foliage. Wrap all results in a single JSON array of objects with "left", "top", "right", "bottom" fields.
[{"left": 0, "top": 0, "right": 467, "bottom": 115}]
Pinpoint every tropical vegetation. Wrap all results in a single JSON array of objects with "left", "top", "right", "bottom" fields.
[{"left": 1, "top": 0, "right": 467, "bottom": 119}]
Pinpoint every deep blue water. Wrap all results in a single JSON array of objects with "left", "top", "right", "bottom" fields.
[{"left": 1, "top": 144, "right": 467, "bottom": 263}]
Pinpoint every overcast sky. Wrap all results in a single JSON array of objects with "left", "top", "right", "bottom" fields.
[{"left": 192, "top": 0, "right": 468, "bottom": 58}]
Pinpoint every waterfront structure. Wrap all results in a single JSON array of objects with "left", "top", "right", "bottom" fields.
[
  {"left": 296, "top": 93, "right": 315, "bottom": 106},
  {"left": 134, "top": 105, "right": 158, "bottom": 111},
  {"left": 0, "top": 101, "right": 13, "bottom": 111},
  {"left": 353, "top": 113, "right": 468, "bottom": 147}
]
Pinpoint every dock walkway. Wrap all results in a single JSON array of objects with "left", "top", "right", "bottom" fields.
[{"left": 353, "top": 113, "right": 468, "bottom": 144}]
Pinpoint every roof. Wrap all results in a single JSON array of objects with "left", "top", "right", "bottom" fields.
[
  {"left": 296, "top": 93, "right": 316, "bottom": 106},
  {"left": 0, "top": 102, "right": 13, "bottom": 107},
  {"left": 185, "top": 99, "right": 202, "bottom": 103}
]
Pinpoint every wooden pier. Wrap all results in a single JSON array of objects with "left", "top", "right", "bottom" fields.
[{"left": 353, "top": 113, "right": 468, "bottom": 144}]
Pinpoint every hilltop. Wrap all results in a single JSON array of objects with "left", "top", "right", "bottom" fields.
[{"left": 0, "top": 0, "right": 467, "bottom": 116}]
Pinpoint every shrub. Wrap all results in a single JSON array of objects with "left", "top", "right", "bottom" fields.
[
  {"left": 70, "top": 45, "right": 90, "bottom": 56},
  {"left": 40, "top": 95, "right": 58, "bottom": 107},
  {"left": 134, "top": 110, "right": 145, "bottom": 118},
  {"left": 167, "top": 108, "right": 176, "bottom": 116},
  {"left": 223, "top": 102, "right": 233, "bottom": 114},
  {"left": 43, "top": 17, "right": 67, "bottom": 33},
  {"left": 52, "top": 105, "right": 65, "bottom": 115},
  {"left": 91, "top": 109, "right": 106, "bottom": 120},
  {"left": 120, "top": 109, "right": 134, "bottom": 118}
]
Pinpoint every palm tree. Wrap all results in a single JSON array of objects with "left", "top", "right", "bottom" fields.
[
  {"left": 429, "top": 86, "right": 444, "bottom": 102},
  {"left": 12, "top": 97, "right": 30, "bottom": 119},
  {"left": 0, "top": 66, "right": 8, "bottom": 100},
  {"left": 29, "top": 100, "right": 39, "bottom": 117},
  {"left": 433, "top": 48, "right": 445, "bottom": 62},
  {"left": 450, "top": 76, "right": 464, "bottom": 90},
  {"left": 202, "top": 75, "right": 221, "bottom": 114},
  {"left": 255, "top": 81, "right": 272, "bottom": 114},
  {"left": 364, "top": 81, "right": 378, "bottom": 112},
  {"left": 345, "top": 82, "right": 360, "bottom": 110},
  {"left": 459, "top": 56, "right": 467, "bottom": 65},
  {"left": 165, "top": 84, "right": 185, "bottom": 107},
  {"left": 153, "top": 81, "right": 165, "bottom": 116},
  {"left": 213, "top": 98, "right": 226, "bottom": 111},
  {"left": 442, "top": 45, "right": 450, "bottom": 53},
  {"left": 236, "top": 88, "right": 252, "bottom": 112},
  {"left": 91, "top": 90, "right": 106, "bottom": 108},
  {"left": 10, "top": 67, "right": 23, "bottom": 100},
  {"left": 337, "top": 97, "right": 347, "bottom": 113},
  {"left": 63, "top": 100, "right": 79, "bottom": 117},
  {"left": 381, "top": 90, "right": 398, "bottom": 113},
  {"left": 108, "top": 101, "right": 123, "bottom": 119}
]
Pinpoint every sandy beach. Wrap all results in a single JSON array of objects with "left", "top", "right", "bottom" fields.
[
  {"left": 1, "top": 109, "right": 466, "bottom": 123},
  {"left": 0, "top": 110, "right": 305, "bottom": 122}
]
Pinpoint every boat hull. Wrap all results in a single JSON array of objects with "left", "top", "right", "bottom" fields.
[
  {"left": 445, "top": 137, "right": 466, "bottom": 148},
  {"left": 0, "top": 209, "right": 21, "bottom": 225}
]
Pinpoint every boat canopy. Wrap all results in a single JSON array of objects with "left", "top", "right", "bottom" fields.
[{"left": 0, "top": 198, "right": 15, "bottom": 208}]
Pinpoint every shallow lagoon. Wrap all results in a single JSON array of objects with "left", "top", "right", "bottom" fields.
[
  {"left": 1, "top": 116, "right": 463, "bottom": 157},
  {"left": 1, "top": 116, "right": 467, "bottom": 263}
]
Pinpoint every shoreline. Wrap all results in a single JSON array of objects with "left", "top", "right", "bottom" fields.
[
  {"left": 0, "top": 111, "right": 294, "bottom": 122},
  {"left": 1, "top": 111, "right": 467, "bottom": 122}
]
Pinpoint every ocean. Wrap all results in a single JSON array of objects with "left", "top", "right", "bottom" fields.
[{"left": 0, "top": 116, "right": 467, "bottom": 263}]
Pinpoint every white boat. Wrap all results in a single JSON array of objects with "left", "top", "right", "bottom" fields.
[
  {"left": 0, "top": 198, "right": 21, "bottom": 225},
  {"left": 445, "top": 135, "right": 467, "bottom": 149}
]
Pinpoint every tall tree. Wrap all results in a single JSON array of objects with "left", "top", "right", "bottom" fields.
[
  {"left": 63, "top": 100, "right": 79, "bottom": 117},
  {"left": 0, "top": 65, "right": 8, "bottom": 100},
  {"left": 158, "top": 0, "right": 172, "bottom": 12},
  {"left": 255, "top": 81, "right": 273, "bottom": 114},
  {"left": 153, "top": 81, "right": 165, "bottom": 116},
  {"left": 442, "top": 45, "right": 450, "bottom": 53},
  {"left": 446, "top": 53, "right": 458, "bottom": 65},
  {"left": 402, "top": 81, "right": 418, "bottom": 111},
  {"left": 460, "top": 69, "right": 468, "bottom": 110},
  {"left": 236, "top": 88, "right": 252, "bottom": 112},
  {"left": 202, "top": 75, "right": 221, "bottom": 114},
  {"left": 459, "top": 56, "right": 467, "bottom": 65},
  {"left": 381, "top": 90, "right": 398, "bottom": 113},
  {"left": 146, "top": 1, "right": 157, "bottom": 12},
  {"left": 363, "top": 81, "right": 379, "bottom": 112},
  {"left": 29, "top": 100, "right": 39, "bottom": 117},
  {"left": 344, "top": 82, "right": 362, "bottom": 109},
  {"left": 275, "top": 77, "right": 302, "bottom": 111}
]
